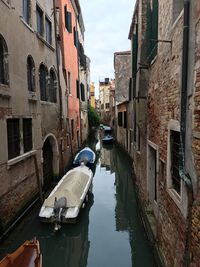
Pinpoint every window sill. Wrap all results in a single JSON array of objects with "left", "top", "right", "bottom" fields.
[
  {"left": 0, "top": 85, "right": 11, "bottom": 99},
  {"left": 7, "top": 150, "right": 37, "bottom": 169},
  {"left": 40, "top": 100, "right": 57, "bottom": 105},
  {"left": 0, "top": 0, "right": 11, "bottom": 8},
  {"left": 167, "top": 188, "right": 181, "bottom": 206},
  {"left": 20, "top": 17, "right": 34, "bottom": 33},
  {"left": 36, "top": 33, "right": 55, "bottom": 51}
]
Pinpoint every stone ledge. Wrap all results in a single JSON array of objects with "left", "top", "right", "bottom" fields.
[{"left": 7, "top": 150, "right": 37, "bottom": 169}]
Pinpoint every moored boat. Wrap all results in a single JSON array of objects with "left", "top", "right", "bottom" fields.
[
  {"left": 102, "top": 135, "right": 114, "bottom": 144},
  {"left": 0, "top": 238, "right": 42, "bottom": 267},
  {"left": 39, "top": 165, "right": 93, "bottom": 228},
  {"left": 73, "top": 147, "right": 96, "bottom": 169}
]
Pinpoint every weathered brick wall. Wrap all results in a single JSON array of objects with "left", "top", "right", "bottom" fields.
[
  {"left": 0, "top": 155, "right": 39, "bottom": 227},
  {"left": 190, "top": 2, "right": 200, "bottom": 264},
  {"left": 147, "top": 1, "right": 186, "bottom": 266}
]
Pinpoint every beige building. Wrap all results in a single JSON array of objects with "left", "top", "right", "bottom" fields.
[
  {"left": 99, "top": 78, "right": 111, "bottom": 124},
  {"left": 90, "top": 82, "right": 95, "bottom": 109},
  {"left": 0, "top": 0, "right": 66, "bottom": 231}
]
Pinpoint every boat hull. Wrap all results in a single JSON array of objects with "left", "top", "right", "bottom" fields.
[{"left": 39, "top": 166, "right": 93, "bottom": 224}]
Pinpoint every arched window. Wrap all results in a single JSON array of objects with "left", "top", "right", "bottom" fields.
[
  {"left": 39, "top": 64, "right": 48, "bottom": 101},
  {"left": 0, "top": 34, "right": 9, "bottom": 85},
  {"left": 49, "top": 68, "right": 57, "bottom": 103},
  {"left": 27, "top": 55, "right": 35, "bottom": 91}
]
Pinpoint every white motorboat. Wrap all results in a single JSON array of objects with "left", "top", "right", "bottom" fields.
[{"left": 39, "top": 164, "right": 93, "bottom": 226}]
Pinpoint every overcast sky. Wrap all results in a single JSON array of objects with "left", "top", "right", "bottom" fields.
[{"left": 79, "top": 0, "right": 136, "bottom": 97}]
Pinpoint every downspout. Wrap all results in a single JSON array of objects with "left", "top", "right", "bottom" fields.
[
  {"left": 180, "top": 1, "right": 194, "bottom": 266},
  {"left": 53, "top": 0, "right": 64, "bottom": 175}
]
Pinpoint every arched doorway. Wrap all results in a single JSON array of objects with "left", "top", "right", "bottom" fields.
[{"left": 42, "top": 138, "right": 53, "bottom": 189}]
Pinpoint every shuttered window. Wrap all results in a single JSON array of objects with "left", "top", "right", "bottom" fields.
[
  {"left": 64, "top": 5, "right": 72, "bottom": 33},
  {"left": 171, "top": 130, "right": 181, "bottom": 194},
  {"left": 80, "top": 83, "right": 85, "bottom": 101}
]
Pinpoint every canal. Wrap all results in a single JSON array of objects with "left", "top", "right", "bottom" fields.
[{"left": 0, "top": 135, "right": 157, "bottom": 267}]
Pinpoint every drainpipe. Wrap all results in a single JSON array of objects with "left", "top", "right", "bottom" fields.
[
  {"left": 180, "top": 1, "right": 194, "bottom": 266},
  {"left": 53, "top": 0, "right": 64, "bottom": 175}
]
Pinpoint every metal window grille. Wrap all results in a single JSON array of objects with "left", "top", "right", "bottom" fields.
[
  {"left": 23, "top": 118, "right": 32, "bottom": 153},
  {"left": 7, "top": 119, "right": 20, "bottom": 160}
]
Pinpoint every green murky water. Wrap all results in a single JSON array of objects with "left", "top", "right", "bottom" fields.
[{"left": 0, "top": 134, "right": 157, "bottom": 267}]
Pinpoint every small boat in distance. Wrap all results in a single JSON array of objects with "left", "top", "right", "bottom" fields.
[
  {"left": 0, "top": 238, "right": 42, "bottom": 267},
  {"left": 39, "top": 165, "right": 93, "bottom": 229},
  {"left": 73, "top": 147, "right": 96, "bottom": 169},
  {"left": 102, "top": 135, "right": 114, "bottom": 144}
]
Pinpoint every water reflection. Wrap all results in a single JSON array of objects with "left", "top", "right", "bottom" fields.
[{"left": 0, "top": 132, "right": 156, "bottom": 267}]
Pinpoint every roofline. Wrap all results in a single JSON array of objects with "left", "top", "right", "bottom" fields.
[{"left": 128, "top": 0, "right": 138, "bottom": 40}]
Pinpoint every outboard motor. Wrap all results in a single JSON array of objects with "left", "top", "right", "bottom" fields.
[{"left": 53, "top": 197, "right": 67, "bottom": 231}]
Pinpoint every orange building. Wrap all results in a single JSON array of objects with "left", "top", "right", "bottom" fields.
[{"left": 57, "top": 0, "right": 80, "bottom": 153}]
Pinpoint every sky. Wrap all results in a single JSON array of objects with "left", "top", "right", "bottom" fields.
[{"left": 79, "top": 0, "right": 136, "bottom": 97}]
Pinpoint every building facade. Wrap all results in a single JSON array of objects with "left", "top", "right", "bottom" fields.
[
  {"left": 89, "top": 82, "right": 95, "bottom": 109},
  {"left": 114, "top": 51, "right": 131, "bottom": 149},
  {"left": 0, "top": 0, "right": 63, "bottom": 230},
  {"left": 128, "top": 0, "right": 200, "bottom": 266},
  {"left": 57, "top": 0, "right": 80, "bottom": 154}
]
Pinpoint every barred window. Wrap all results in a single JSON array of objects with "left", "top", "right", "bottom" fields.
[
  {"left": 7, "top": 119, "right": 20, "bottom": 160},
  {"left": 23, "top": 118, "right": 32, "bottom": 153}
]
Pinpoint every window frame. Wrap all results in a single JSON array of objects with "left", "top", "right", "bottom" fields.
[
  {"left": 49, "top": 68, "right": 57, "bottom": 103},
  {"left": 22, "top": 0, "right": 31, "bottom": 25},
  {"left": 39, "top": 63, "right": 48, "bottom": 101},
  {"left": 45, "top": 16, "right": 52, "bottom": 45},
  {"left": 0, "top": 34, "right": 9, "bottom": 85},
  {"left": 27, "top": 55, "right": 35, "bottom": 92},
  {"left": 36, "top": 4, "right": 44, "bottom": 37}
]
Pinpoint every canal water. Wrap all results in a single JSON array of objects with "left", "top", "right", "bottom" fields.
[{"left": 0, "top": 134, "right": 157, "bottom": 267}]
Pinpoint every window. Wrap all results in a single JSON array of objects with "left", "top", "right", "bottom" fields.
[
  {"left": 23, "top": 118, "right": 32, "bottom": 153},
  {"left": 172, "top": 0, "right": 184, "bottom": 24},
  {"left": 36, "top": 5, "right": 44, "bottom": 36},
  {"left": 118, "top": 112, "right": 123, "bottom": 127},
  {"left": 49, "top": 68, "right": 57, "bottom": 103},
  {"left": 76, "top": 80, "right": 80, "bottom": 98},
  {"left": 80, "top": 83, "right": 85, "bottom": 101},
  {"left": 105, "top": 103, "right": 110, "bottom": 109},
  {"left": 23, "top": 0, "right": 31, "bottom": 24},
  {"left": 67, "top": 71, "right": 71, "bottom": 94},
  {"left": 71, "top": 120, "right": 74, "bottom": 140},
  {"left": 7, "top": 118, "right": 33, "bottom": 160},
  {"left": 39, "top": 64, "right": 48, "bottom": 101},
  {"left": 170, "top": 130, "right": 181, "bottom": 194},
  {"left": 123, "top": 111, "right": 127, "bottom": 128},
  {"left": 64, "top": 5, "right": 72, "bottom": 33},
  {"left": 73, "top": 27, "right": 78, "bottom": 47},
  {"left": 27, "top": 55, "right": 35, "bottom": 91},
  {"left": 45, "top": 17, "right": 52, "bottom": 44},
  {"left": 7, "top": 119, "right": 20, "bottom": 160},
  {"left": 146, "top": 0, "right": 159, "bottom": 62},
  {"left": 0, "top": 34, "right": 9, "bottom": 85},
  {"left": 101, "top": 104, "right": 104, "bottom": 109}
]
